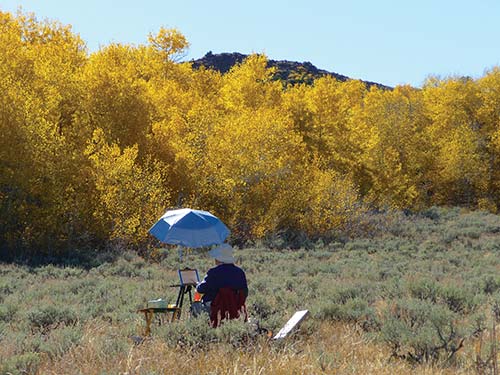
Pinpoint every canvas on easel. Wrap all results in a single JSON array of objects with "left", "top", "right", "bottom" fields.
[{"left": 178, "top": 268, "right": 200, "bottom": 286}]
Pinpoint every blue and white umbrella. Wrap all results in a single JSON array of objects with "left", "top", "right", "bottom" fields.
[{"left": 149, "top": 208, "right": 230, "bottom": 248}]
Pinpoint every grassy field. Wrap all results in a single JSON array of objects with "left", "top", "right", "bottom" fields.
[{"left": 1, "top": 207, "right": 500, "bottom": 374}]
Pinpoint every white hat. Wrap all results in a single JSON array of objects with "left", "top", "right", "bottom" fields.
[{"left": 209, "top": 243, "right": 235, "bottom": 263}]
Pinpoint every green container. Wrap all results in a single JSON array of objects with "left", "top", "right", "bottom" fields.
[{"left": 147, "top": 298, "right": 167, "bottom": 308}]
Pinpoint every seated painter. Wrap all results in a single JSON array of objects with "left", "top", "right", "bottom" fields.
[{"left": 193, "top": 243, "right": 248, "bottom": 325}]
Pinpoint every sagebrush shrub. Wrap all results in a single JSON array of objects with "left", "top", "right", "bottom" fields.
[
  {"left": 26, "top": 304, "right": 78, "bottom": 330},
  {"left": 380, "top": 298, "right": 466, "bottom": 363},
  {"left": 438, "top": 284, "right": 478, "bottom": 314},
  {"left": 0, "top": 303, "right": 17, "bottom": 322},
  {"left": 1, "top": 352, "right": 41, "bottom": 375},
  {"left": 38, "top": 326, "right": 83, "bottom": 359},
  {"left": 316, "top": 297, "right": 378, "bottom": 330},
  {"left": 406, "top": 278, "right": 440, "bottom": 302}
]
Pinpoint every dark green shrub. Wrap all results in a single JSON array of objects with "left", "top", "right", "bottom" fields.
[
  {"left": 0, "top": 303, "right": 18, "bottom": 322},
  {"left": 261, "top": 229, "right": 313, "bottom": 250},
  {"left": 215, "top": 319, "right": 256, "bottom": 347},
  {"left": 379, "top": 278, "right": 404, "bottom": 299},
  {"left": 158, "top": 315, "right": 257, "bottom": 350},
  {"left": 157, "top": 315, "right": 218, "bottom": 349},
  {"left": 102, "top": 258, "right": 147, "bottom": 277},
  {"left": 26, "top": 304, "right": 78, "bottom": 330},
  {"left": 0, "top": 282, "right": 14, "bottom": 301},
  {"left": 317, "top": 298, "right": 378, "bottom": 330},
  {"left": 325, "top": 282, "right": 375, "bottom": 305},
  {"left": 250, "top": 294, "right": 274, "bottom": 320},
  {"left": 39, "top": 326, "right": 83, "bottom": 359},
  {"left": 344, "top": 239, "right": 372, "bottom": 252},
  {"left": 34, "top": 264, "right": 85, "bottom": 279},
  {"left": 421, "top": 207, "right": 440, "bottom": 221},
  {"left": 438, "top": 285, "right": 478, "bottom": 314},
  {"left": 251, "top": 278, "right": 270, "bottom": 293},
  {"left": 0, "top": 322, "right": 5, "bottom": 342},
  {"left": 418, "top": 239, "right": 448, "bottom": 253},
  {"left": 1, "top": 352, "right": 40, "bottom": 375},
  {"left": 407, "top": 279, "right": 440, "bottom": 302},
  {"left": 380, "top": 298, "right": 465, "bottom": 363},
  {"left": 481, "top": 275, "right": 500, "bottom": 295}
]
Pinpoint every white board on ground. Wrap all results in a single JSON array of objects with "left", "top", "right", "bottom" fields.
[{"left": 273, "top": 310, "right": 309, "bottom": 340}]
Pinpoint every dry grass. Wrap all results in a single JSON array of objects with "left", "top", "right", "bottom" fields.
[{"left": 34, "top": 320, "right": 486, "bottom": 375}]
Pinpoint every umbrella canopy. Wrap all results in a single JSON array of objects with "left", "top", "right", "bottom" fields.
[{"left": 149, "top": 208, "right": 230, "bottom": 248}]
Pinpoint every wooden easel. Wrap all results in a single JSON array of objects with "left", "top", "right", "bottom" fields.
[{"left": 170, "top": 268, "right": 200, "bottom": 319}]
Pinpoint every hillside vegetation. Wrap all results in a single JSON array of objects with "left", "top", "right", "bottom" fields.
[
  {"left": 1, "top": 208, "right": 499, "bottom": 374},
  {"left": 2, "top": 10, "right": 500, "bottom": 259},
  {"left": 191, "top": 51, "right": 390, "bottom": 89}
]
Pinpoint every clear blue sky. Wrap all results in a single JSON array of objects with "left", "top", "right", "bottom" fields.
[{"left": 2, "top": 0, "right": 500, "bottom": 87}]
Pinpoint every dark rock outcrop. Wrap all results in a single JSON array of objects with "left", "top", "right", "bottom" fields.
[{"left": 190, "top": 51, "right": 391, "bottom": 90}]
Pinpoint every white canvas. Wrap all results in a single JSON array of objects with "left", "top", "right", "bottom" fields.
[
  {"left": 273, "top": 310, "right": 309, "bottom": 339},
  {"left": 178, "top": 269, "right": 200, "bottom": 285}
]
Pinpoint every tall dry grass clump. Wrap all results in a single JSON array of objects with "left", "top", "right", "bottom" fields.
[{"left": 36, "top": 321, "right": 475, "bottom": 375}]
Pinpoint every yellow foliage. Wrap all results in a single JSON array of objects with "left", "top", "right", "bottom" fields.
[
  {"left": 300, "top": 165, "right": 364, "bottom": 235},
  {"left": 3, "top": 9, "right": 500, "bottom": 255},
  {"left": 304, "top": 77, "right": 367, "bottom": 171},
  {"left": 220, "top": 54, "right": 282, "bottom": 111},
  {"left": 148, "top": 27, "right": 189, "bottom": 62},
  {"left": 423, "top": 77, "right": 487, "bottom": 205},
  {"left": 0, "top": 10, "right": 91, "bottom": 253},
  {"left": 351, "top": 86, "right": 429, "bottom": 208},
  {"left": 202, "top": 107, "right": 306, "bottom": 238},
  {"left": 85, "top": 129, "right": 169, "bottom": 244}
]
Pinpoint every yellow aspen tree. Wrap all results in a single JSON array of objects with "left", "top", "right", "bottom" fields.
[
  {"left": 281, "top": 83, "right": 316, "bottom": 152},
  {"left": 304, "top": 77, "right": 367, "bottom": 173},
  {"left": 147, "top": 27, "right": 189, "bottom": 63},
  {"left": 203, "top": 107, "right": 306, "bottom": 239},
  {"left": 148, "top": 64, "right": 223, "bottom": 206},
  {"left": 299, "top": 160, "right": 364, "bottom": 236},
  {"left": 0, "top": 11, "right": 91, "bottom": 254},
  {"left": 352, "top": 86, "right": 431, "bottom": 209},
  {"left": 423, "top": 77, "right": 485, "bottom": 206},
  {"left": 283, "top": 79, "right": 368, "bottom": 233},
  {"left": 79, "top": 44, "right": 153, "bottom": 152},
  {"left": 476, "top": 67, "right": 500, "bottom": 211},
  {"left": 85, "top": 129, "right": 169, "bottom": 245},
  {"left": 220, "top": 54, "right": 283, "bottom": 112}
]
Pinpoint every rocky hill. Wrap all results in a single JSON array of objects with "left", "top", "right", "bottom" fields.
[{"left": 190, "top": 51, "right": 391, "bottom": 90}]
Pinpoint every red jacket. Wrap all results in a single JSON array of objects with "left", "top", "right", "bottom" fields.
[{"left": 210, "top": 287, "right": 247, "bottom": 328}]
